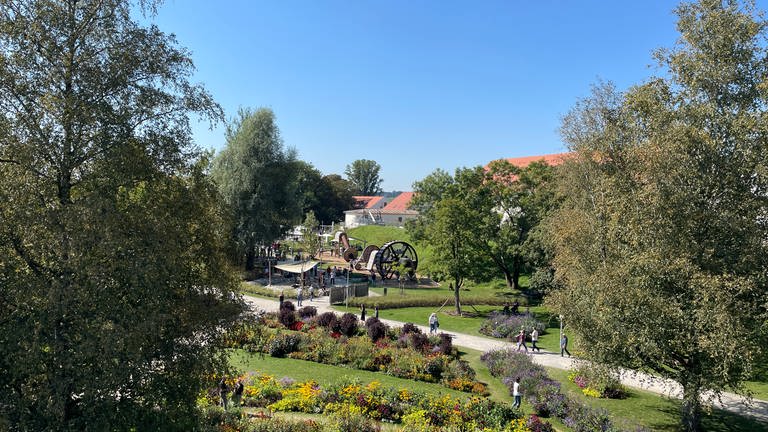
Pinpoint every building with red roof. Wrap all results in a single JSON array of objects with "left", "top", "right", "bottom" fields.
[
  {"left": 344, "top": 192, "right": 418, "bottom": 228},
  {"left": 352, "top": 195, "right": 386, "bottom": 210},
  {"left": 489, "top": 152, "right": 570, "bottom": 169}
]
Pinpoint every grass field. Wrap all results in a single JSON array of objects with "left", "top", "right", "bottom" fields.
[{"left": 546, "top": 367, "right": 768, "bottom": 432}]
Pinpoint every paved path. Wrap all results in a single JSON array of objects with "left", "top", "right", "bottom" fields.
[{"left": 243, "top": 291, "right": 768, "bottom": 422}]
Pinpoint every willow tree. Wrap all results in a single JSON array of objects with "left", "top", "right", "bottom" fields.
[
  {"left": 0, "top": 1, "right": 241, "bottom": 430},
  {"left": 548, "top": 2, "right": 768, "bottom": 430},
  {"left": 211, "top": 108, "right": 300, "bottom": 271}
]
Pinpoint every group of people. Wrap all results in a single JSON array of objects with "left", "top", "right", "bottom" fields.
[
  {"left": 218, "top": 378, "right": 244, "bottom": 410},
  {"left": 515, "top": 328, "right": 571, "bottom": 357}
]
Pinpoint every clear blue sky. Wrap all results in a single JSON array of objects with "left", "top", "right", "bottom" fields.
[{"left": 149, "top": 1, "right": 744, "bottom": 191}]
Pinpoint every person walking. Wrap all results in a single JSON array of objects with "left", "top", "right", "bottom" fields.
[
  {"left": 512, "top": 377, "right": 522, "bottom": 409},
  {"left": 374, "top": 304, "right": 379, "bottom": 319},
  {"left": 297, "top": 288, "right": 303, "bottom": 307},
  {"left": 330, "top": 267, "right": 336, "bottom": 286},
  {"left": 516, "top": 329, "right": 528, "bottom": 352},
  {"left": 278, "top": 291, "right": 284, "bottom": 307},
  {"left": 428, "top": 312, "right": 438, "bottom": 334},
  {"left": 309, "top": 284, "right": 315, "bottom": 301},
  {"left": 360, "top": 304, "right": 366, "bottom": 321},
  {"left": 531, "top": 328, "right": 541, "bottom": 352},
  {"left": 560, "top": 333, "right": 571, "bottom": 357}
]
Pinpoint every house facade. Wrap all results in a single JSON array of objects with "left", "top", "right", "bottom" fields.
[{"left": 344, "top": 192, "right": 419, "bottom": 228}]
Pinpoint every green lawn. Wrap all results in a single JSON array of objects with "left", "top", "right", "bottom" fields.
[
  {"left": 744, "top": 380, "right": 768, "bottom": 401},
  {"left": 228, "top": 349, "right": 469, "bottom": 399},
  {"left": 545, "top": 367, "right": 768, "bottom": 432}
]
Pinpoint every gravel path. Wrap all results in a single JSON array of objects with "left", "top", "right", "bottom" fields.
[{"left": 242, "top": 291, "right": 768, "bottom": 422}]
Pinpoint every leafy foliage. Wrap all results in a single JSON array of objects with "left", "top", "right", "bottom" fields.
[
  {"left": 0, "top": 1, "right": 241, "bottom": 430},
  {"left": 344, "top": 159, "right": 383, "bottom": 195},
  {"left": 211, "top": 107, "right": 300, "bottom": 270},
  {"left": 549, "top": 2, "right": 768, "bottom": 430}
]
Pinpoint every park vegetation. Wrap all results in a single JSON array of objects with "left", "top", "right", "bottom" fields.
[{"left": 546, "top": 2, "right": 768, "bottom": 431}]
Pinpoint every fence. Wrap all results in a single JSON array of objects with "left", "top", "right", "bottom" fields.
[{"left": 329, "top": 283, "right": 369, "bottom": 305}]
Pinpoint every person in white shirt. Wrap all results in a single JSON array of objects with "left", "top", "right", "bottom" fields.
[{"left": 512, "top": 377, "right": 521, "bottom": 408}]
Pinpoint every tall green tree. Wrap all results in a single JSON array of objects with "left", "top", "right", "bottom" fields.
[
  {"left": 299, "top": 211, "right": 322, "bottom": 259},
  {"left": 548, "top": 2, "right": 768, "bottom": 430},
  {"left": 211, "top": 108, "right": 300, "bottom": 271},
  {"left": 294, "top": 162, "right": 354, "bottom": 224},
  {"left": 483, "top": 160, "right": 557, "bottom": 289},
  {"left": 0, "top": 1, "right": 241, "bottom": 430},
  {"left": 344, "top": 159, "right": 383, "bottom": 195},
  {"left": 411, "top": 167, "right": 493, "bottom": 314}
]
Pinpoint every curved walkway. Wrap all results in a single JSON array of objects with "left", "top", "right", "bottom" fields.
[{"left": 242, "top": 292, "right": 768, "bottom": 422}]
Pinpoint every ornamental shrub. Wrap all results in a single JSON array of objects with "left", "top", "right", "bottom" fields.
[
  {"left": 269, "top": 332, "right": 302, "bottom": 358},
  {"left": 278, "top": 308, "right": 297, "bottom": 328},
  {"left": 408, "top": 332, "right": 430, "bottom": 353},
  {"left": 401, "top": 322, "right": 421, "bottom": 335},
  {"left": 279, "top": 300, "right": 296, "bottom": 312},
  {"left": 339, "top": 313, "right": 359, "bottom": 337},
  {"left": 437, "top": 332, "right": 453, "bottom": 355},
  {"left": 366, "top": 319, "right": 388, "bottom": 342},
  {"left": 569, "top": 362, "right": 627, "bottom": 399},
  {"left": 317, "top": 311, "right": 338, "bottom": 330},
  {"left": 298, "top": 305, "right": 317, "bottom": 319}
]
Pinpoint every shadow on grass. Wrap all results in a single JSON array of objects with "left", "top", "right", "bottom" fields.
[{"left": 647, "top": 401, "right": 768, "bottom": 432}]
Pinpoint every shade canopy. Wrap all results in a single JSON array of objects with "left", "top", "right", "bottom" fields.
[{"left": 273, "top": 260, "right": 320, "bottom": 274}]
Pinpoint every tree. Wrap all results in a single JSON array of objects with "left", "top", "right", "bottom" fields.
[
  {"left": 0, "top": 1, "right": 241, "bottom": 430},
  {"left": 294, "top": 162, "right": 355, "bottom": 224},
  {"left": 483, "top": 160, "right": 558, "bottom": 289},
  {"left": 548, "top": 2, "right": 768, "bottom": 430},
  {"left": 211, "top": 108, "right": 300, "bottom": 271},
  {"left": 410, "top": 167, "right": 493, "bottom": 314},
  {"left": 345, "top": 159, "right": 383, "bottom": 195},
  {"left": 299, "top": 211, "right": 322, "bottom": 259}
]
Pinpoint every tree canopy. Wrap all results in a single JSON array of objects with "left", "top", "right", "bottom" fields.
[
  {"left": 0, "top": 1, "right": 241, "bottom": 429},
  {"left": 345, "top": 159, "right": 383, "bottom": 195},
  {"left": 547, "top": 2, "right": 768, "bottom": 430},
  {"left": 211, "top": 107, "right": 300, "bottom": 271}
]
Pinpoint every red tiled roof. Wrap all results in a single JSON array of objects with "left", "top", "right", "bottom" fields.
[
  {"left": 497, "top": 152, "right": 570, "bottom": 168},
  {"left": 352, "top": 196, "right": 384, "bottom": 209},
  {"left": 382, "top": 192, "right": 414, "bottom": 212}
]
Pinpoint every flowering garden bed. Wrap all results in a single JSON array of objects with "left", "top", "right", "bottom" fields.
[
  {"left": 200, "top": 374, "right": 549, "bottom": 432},
  {"left": 224, "top": 303, "right": 488, "bottom": 394}
]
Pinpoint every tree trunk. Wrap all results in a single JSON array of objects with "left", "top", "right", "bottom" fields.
[
  {"left": 511, "top": 257, "right": 521, "bottom": 291},
  {"left": 502, "top": 268, "right": 514, "bottom": 289},
  {"left": 245, "top": 246, "right": 256, "bottom": 271},
  {"left": 454, "top": 278, "right": 462, "bottom": 315},
  {"left": 680, "top": 382, "right": 702, "bottom": 432}
]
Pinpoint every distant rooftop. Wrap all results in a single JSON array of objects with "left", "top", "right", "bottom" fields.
[
  {"left": 382, "top": 192, "right": 414, "bottom": 212},
  {"left": 352, "top": 195, "right": 384, "bottom": 209},
  {"left": 497, "top": 152, "right": 570, "bottom": 168}
]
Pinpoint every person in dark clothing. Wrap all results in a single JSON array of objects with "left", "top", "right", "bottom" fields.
[
  {"left": 232, "top": 379, "right": 244, "bottom": 407},
  {"left": 560, "top": 334, "right": 571, "bottom": 357},
  {"left": 360, "top": 304, "right": 366, "bottom": 321},
  {"left": 219, "top": 378, "right": 229, "bottom": 410}
]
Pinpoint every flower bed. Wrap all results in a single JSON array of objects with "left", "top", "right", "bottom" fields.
[
  {"left": 482, "top": 349, "right": 647, "bottom": 432},
  {"left": 568, "top": 362, "right": 627, "bottom": 399},
  {"left": 202, "top": 373, "right": 531, "bottom": 431},
  {"left": 224, "top": 308, "right": 487, "bottom": 395},
  {"left": 479, "top": 311, "right": 546, "bottom": 340}
]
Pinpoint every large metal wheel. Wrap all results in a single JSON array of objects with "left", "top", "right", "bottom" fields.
[{"left": 376, "top": 241, "right": 418, "bottom": 280}]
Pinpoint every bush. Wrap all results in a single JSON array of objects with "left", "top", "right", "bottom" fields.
[
  {"left": 527, "top": 414, "right": 555, "bottom": 432},
  {"left": 401, "top": 322, "right": 421, "bottom": 335},
  {"left": 366, "top": 320, "right": 388, "bottom": 342},
  {"left": 298, "top": 305, "right": 317, "bottom": 319},
  {"left": 437, "top": 332, "right": 453, "bottom": 355},
  {"left": 279, "top": 309, "right": 297, "bottom": 328},
  {"left": 269, "top": 333, "right": 302, "bottom": 357},
  {"left": 479, "top": 311, "right": 546, "bottom": 340},
  {"left": 408, "top": 332, "right": 430, "bottom": 353},
  {"left": 330, "top": 410, "right": 379, "bottom": 432},
  {"left": 317, "top": 312, "right": 338, "bottom": 330},
  {"left": 338, "top": 313, "right": 359, "bottom": 337},
  {"left": 280, "top": 300, "right": 296, "bottom": 312}
]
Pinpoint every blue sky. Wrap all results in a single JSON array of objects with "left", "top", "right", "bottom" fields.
[{"left": 151, "top": 1, "right": 718, "bottom": 191}]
